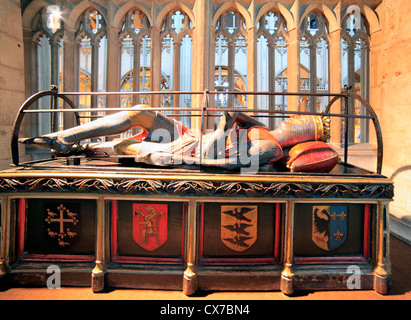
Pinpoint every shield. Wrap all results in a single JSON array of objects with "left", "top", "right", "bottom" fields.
[
  {"left": 312, "top": 205, "right": 348, "bottom": 251},
  {"left": 221, "top": 205, "right": 257, "bottom": 252},
  {"left": 133, "top": 203, "right": 168, "bottom": 251}
]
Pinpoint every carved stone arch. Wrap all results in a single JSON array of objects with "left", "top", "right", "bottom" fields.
[
  {"left": 256, "top": 2, "right": 295, "bottom": 32},
  {"left": 73, "top": 7, "right": 107, "bottom": 45},
  {"left": 341, "top": 4, "right": 380, "bottom": 36},
  {"left": 300, "top": 7, "right": 331, "bottom": 44},
  {"left": 66, "top": 0, "right": 107, "bottom": 31},
  {"left": 32, "top": 29, "right": 48, "bottom": 45},
  {"left": 361, "top": 5, "right": 381, "bottom": 35},
  {"left": 118, "top": 29, "right": 134, "bottom": 43},
  {"left": 300, "top": 2, "right": 339, "bottom": 34},
  {"left": 212, "top": 0, "right": 252, "bottom": 31},
  {"left": 113, "top": 2, "right": 152, "bottom": 32},
  {"left": 256, "top": 9, "right": 289, "bottom": 43},
  {"left": 154, "top": 1, "right": 195, "bottom": 30},
  {"left": 159, "top": 10, "right": 193, "bottom": 43},
  {"left": 160, "top": 29, "right": 177, "bottom": 42},
  {"left": 22, "top": 0, "right": 49, "bottom": 29}
]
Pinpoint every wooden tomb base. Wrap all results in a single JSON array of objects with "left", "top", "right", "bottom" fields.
[{"left": 0, "top": 158, "right": 392, "bottom": 295}]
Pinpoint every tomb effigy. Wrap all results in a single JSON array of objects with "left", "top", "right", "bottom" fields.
[{"left": 0, "top": 89, "right": 392, "bottom": 295}]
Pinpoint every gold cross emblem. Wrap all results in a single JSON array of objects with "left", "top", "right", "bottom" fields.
[{"left": 45, "top": 204, "right": 79, "bottom": 247}]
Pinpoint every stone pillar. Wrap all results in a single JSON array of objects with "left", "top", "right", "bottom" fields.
[
  {"left": 173, "top": 40, "right": 181, "bottom": 109},
  {"left": 247, "top": 26, "right": 257, "bottom": 110},
  {"left": 227, "top": 40, "right": 235, "bottom": 108},
  {"left": 90, "top": 41, "right": 99, "bottom": 109},
  {"left": 106, "top": 3, "right": 120, "bottom": 113},
  {"left": 329, "top": 28, "right": 342, "bottom": 146},
  {"left": 23, "top": 27, "right": 38, "bottom": 137},
  {"left": 192, "top": 0, "right": 213, "bottom": 131},
  {"left": 287, "top": 28, "right": 300, "bottom": 112},
  {"left": 62, "top": 28, "right": 77, "bottom": 129},
  {"left": 150, "top": 26, "right": 161, "bottom": 108},
  {"left": 287, "top": 0, "right": 300, "bottom": 112},
  {"left": 268, "top": 42, "right": 276, "bottom": 128},
  {"left": 133, "top": 41, "right": 141, "bottom": 105}
]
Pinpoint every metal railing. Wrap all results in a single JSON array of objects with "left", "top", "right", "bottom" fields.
[{"left": 11, "top": 86, "right": 383, "bottom": 174}]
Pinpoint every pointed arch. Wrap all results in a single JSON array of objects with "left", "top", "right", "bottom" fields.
[
  {"left": 300, "top": 2, "right": 339, "bottom": 33},
  {"left": 66, "top": 0, "right": 107, "bottom": 31},
  {"left": 154, "top": 1, "right": 195, "bottom": 29},
  {"left": 22, "top": 0, "right": 49, "bottom": 29},
  {"left": 256, "top": 2, "right": 295, "bottom": 32},
  {"left": 341, "top": 4, "right": 381, "bottom": 35},
  {"left": 112, "top": 1, "right": 152, "bottom": 31},
  {"left": 212, "top": 1, "right": 252, "bottom": 30}
]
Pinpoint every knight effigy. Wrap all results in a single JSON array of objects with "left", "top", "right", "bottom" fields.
[{"left": 19, "top": 105, "right": 337, "bottom": 173}]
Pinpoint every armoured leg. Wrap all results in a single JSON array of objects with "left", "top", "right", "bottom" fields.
[{"left": 57, "top": 105, "right": 155, "bottom": 144}]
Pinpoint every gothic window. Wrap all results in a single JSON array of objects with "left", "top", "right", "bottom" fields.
[
  {"left": 341, "top": 12, "right": 370, "bottom": 144},
  {"left": 299, "top": 13, "right": 329, "bottom": 112},
  {"left": 256, "top": 11, "right": 288, "bottom": 129},
  {"left": 160, "top": 10, "right": 193, "bottom": 126},
  {"left": 119, "top": 9, "right": 151, "bottom": 110},
  {"left": 215, "top": 11, "right": 247, "bottom": 109},
  {"left": 75, "top": 9, "right": 107, "bottom": 124},
  {"left": 32, "top": 5, "right": 64, "bottom": 136}
]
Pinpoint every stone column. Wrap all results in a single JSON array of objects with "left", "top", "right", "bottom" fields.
[
  {"left": 133, "top": 40, "right": 141, "bottom": 105},
  {"left": 227, "top": 39, "right": 235, "bottom": 108},
  {"left": 268, "top": 42, "right": 276, "bottom": 128},
  {"left": 150, "top": 26, "right": 161, "bottom": 108},
  {"left": 192, "top": 0, "right": 213, "bottom": 130},
  {"left": 329, "top": 28, "right": 342, "bottom": 146},
  {"left": 90, "top": 41, "right": 99, "bottom": 109},
  {"left": 62, "top": 27, "right": 77, "bottom": 129},
  {"left": 106, "top": 2, "right": 120, "bottom": 113},
  {"left": 173, "top": 39, "right": 181, "bottom": 109},
  {"left": 287, "top": 27, "right": 300, "bottom": 112},
  {"left": 23, "top": 27, "right": 38, "bottom": 137},
  {"left": 50, "top": 38, "right": 60, "bottom": 131},
  {"left": 247, "top": 26, "right": 257, "bottom": 110}
]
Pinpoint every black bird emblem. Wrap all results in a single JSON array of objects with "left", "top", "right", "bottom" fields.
[
  {"left": 223, "top": 235, "right": 254, "bottom": 248},
  {"left": 313, "top": 208, "right": 330, "bottom": 239},
  {"left": 222, "top": 207, "right": 254, "bottom": 222},
  {"left": 222, "top": 222, "right": 253, "bottom": 235}
]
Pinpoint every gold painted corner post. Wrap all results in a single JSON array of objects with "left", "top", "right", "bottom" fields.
[
  {"left": 92, "top": 197, "right": 105, "bottom": 292},
  {"left": 0, "top": 197, "right": 9, "bottom": 277},
  {"left": 373, "top": 201, "right": 391, "bottom": 294},
  {"left": 183, "top": 199, "right": 198, "bottom": 296},
  {"left": 281, "top": 200, "right": 294, "bottom": 295}
]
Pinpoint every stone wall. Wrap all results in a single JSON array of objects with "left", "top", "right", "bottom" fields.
[
  {"left": 0, "top": 0, "right": 25, "bottom": 169},
  {"left": 374, "top": 0, "right": 411, "bottom": 243}
]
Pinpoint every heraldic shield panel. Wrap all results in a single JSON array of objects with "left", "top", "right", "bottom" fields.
[
  {"left": 112, "top": 200, "right": 185, "bottom": 262},
  {"left": 294, "top": 203, "right": 371, "bottom": 260},
  {"left": 201, "top": 202, "right": 281, "bottom": 264},
  {"left": 23, "top": 198, "right": 96, "bottom": 257}
]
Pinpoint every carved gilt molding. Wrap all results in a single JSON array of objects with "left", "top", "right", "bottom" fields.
[{"left": 0, "top": 177, "right": 394, "bottom": 199}]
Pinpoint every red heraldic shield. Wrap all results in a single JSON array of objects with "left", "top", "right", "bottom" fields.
[{"left": 132, "top": 203, "right": 168, "bottom": 251}]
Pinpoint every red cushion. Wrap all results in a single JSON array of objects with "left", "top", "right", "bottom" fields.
[{"left": 286, "top": 141, "right": 339, "bottom": 173}]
